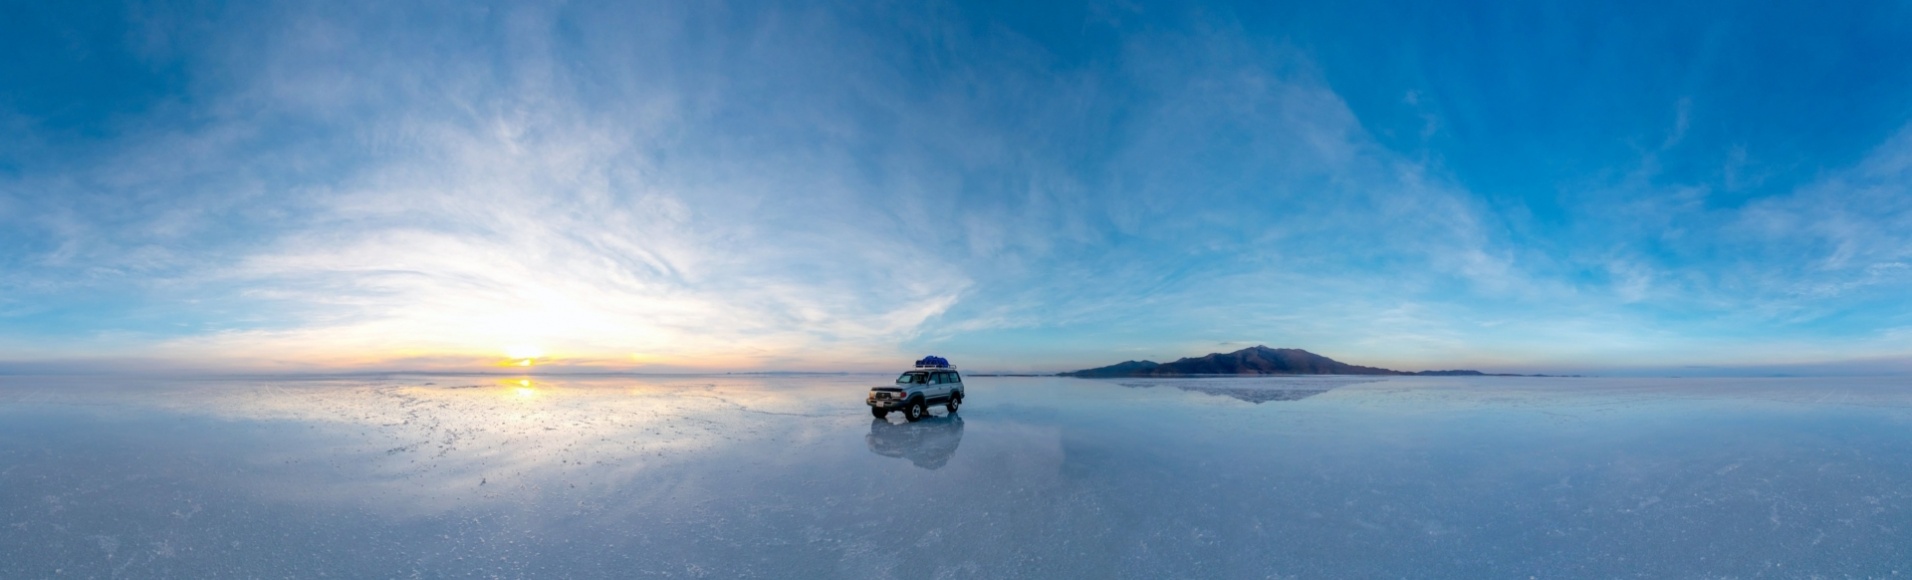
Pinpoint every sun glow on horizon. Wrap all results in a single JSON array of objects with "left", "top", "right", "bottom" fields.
[{"left": 501, "top": 345, "right": 546, "bottom": 368}]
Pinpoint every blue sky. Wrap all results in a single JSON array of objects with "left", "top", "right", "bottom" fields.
[{"left": 4, "top": 0, "right": 1912, "bottom": 374}]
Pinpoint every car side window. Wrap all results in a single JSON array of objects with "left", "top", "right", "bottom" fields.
[
  {"left": 950, "top": 372, "right": 961, "bottom": 383},
  {"left": 934, "top": 372, "right": 948, "bottom": 384}
]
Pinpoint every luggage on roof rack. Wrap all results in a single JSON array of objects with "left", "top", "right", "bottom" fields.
[{"left": 914, "top": 355, "right": 951, "bottom": 368}]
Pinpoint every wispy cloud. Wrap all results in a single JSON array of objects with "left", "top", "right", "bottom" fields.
[{"left": 4, "top": 1, "right": 1912, "bottom": 374}]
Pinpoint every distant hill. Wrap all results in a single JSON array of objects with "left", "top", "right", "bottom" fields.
[
  {"left": 1062, "top": 346, "right": 1506, "bottom": 377},
  {"left": 1065, "top": 360, "right": 1169, "bottom": 377}
]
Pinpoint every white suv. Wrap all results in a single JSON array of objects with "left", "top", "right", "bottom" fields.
[{"left": 868, "top": 356, "right": 964, "bottom": 421}]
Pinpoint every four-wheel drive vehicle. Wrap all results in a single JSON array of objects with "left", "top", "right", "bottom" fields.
[{"left": 869, "top": 356, "right": 964, "bottom": 421}]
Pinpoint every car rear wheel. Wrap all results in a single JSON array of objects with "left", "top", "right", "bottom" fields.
[
  {"left": 946, "top": 392, "right": 961, "bottom": 413},
  {"left": 904, "top": 399, "right": 927, "bottom": 422}
]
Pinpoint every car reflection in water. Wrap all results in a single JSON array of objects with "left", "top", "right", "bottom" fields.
[{"left": 866, "top": 414, "right": 964, "bottom": 470}]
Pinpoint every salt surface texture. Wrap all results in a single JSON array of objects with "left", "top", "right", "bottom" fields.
[{"left": 2, "top": 374, "right": 1909, "bottom": 577}]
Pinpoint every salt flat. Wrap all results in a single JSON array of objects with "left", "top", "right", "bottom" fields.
[{"left": 2, "top": 374, "right": 1909, "bottom": 577}]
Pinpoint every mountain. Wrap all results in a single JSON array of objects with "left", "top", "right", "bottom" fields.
[
  {"left": 1062, "top": 346, "right": 1492, "bottom": 377},
  {"left": 1064, "top": 360, "right": 1164, "bottom": 378}
]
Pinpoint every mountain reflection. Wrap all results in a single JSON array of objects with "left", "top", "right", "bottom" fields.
[
  {"left": 866, "top": 414, "right": 964, "bottom": 469},
  {"left": 1113, "top": 377, "right": 1384, "bottom": 404}
]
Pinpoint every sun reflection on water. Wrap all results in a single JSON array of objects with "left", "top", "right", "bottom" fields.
[{"left": 509, "top": 378, "right": 537, "bottom": 398}]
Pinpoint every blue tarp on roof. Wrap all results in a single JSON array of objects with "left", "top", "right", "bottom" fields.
[{"left": 915, "top": 355, "right": 950, "bottom": 368}]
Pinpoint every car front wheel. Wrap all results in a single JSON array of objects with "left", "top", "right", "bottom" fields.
[
  {"left": 871, "top": 407, "right": 888, "bottom": 418},
  {"left": 904, "top": 400, "right": 927, "bottom": 422}
]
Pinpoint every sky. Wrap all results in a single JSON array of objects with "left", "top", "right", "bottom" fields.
[{"left": 4, "top": 0, "right": 1912, "bottom": 375}]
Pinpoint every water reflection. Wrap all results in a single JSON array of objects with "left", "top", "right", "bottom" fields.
[
  {"left": 866, "top": 414, "right": 964, "bottom": 469},
  {"left": 7, "top": 375, "right": 1912, "bottom": 577},
  {"left": 1112, "top": 377, "right": 1382, "bottom": 403}
]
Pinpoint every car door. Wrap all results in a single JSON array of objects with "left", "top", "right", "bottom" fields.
[{"left": 928, "top": 371, "right": 948, "bottom": 399}]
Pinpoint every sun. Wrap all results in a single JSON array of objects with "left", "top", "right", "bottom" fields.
[{"left": 503, "top": 345, "right": 547, "bottom": 366}]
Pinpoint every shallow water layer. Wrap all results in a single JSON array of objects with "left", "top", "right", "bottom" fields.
[{"left": 2, "top": 374, "right": 1910, "bottom": 577}]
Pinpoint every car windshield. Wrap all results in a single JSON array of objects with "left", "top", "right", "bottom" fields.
[{"left": 896, "top": 372, "right": 927, "bottom": 384}]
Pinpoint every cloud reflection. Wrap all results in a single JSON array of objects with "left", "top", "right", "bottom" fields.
[{"left": 25, "top": 374, "right": 871, "bottom": 518}]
